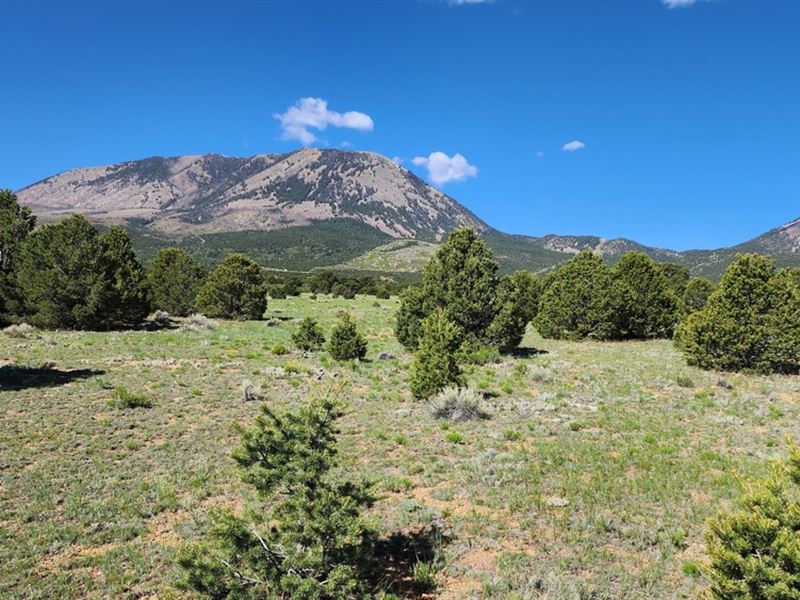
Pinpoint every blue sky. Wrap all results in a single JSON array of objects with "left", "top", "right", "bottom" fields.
[{"left": 1, "top": 0, "right": 798, "bottom": 250}]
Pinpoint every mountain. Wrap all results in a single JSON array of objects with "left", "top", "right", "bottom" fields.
[
  {"left": 15, "top": 149, "right": 800, "bottom": 278},
  {"left": 679, "top": 217, "right": 800, "bottom": 279},
  {"left": 18, "top": 148, "right": 487, "bottom": 241}
]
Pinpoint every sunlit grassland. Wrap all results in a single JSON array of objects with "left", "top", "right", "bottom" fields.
[{"left": 1, "top": 294, "right": 798, "bottom": 599}]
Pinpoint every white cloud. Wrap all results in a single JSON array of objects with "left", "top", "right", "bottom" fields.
[
  {"left": 536, "top": 151, "right": 545, "bottom": 158},
  {"left": 448, "top": 0, "right": 494, "bottom": 5},
  {"left": 562, "top": 140, "right": 586, "bottom": 152},
  {"left": 662, "top": 0, "right": 697, "bottom": 7},
  {"left": 274, "top": 97, "right": 374, "bottom": 145},
  {"left": 412, "top": 151, "right": 478, "bottom": 186}
]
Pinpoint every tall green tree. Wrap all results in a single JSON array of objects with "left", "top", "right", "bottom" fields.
[
  {"left": 675, "top": 254, "right": 800, "bottom": 374},
  {"left": 395, "top": 227, "right": 500, "bottom": 350},
  {"left": 610, "top": 252, "right": 678, "bottom": 339},
  {"left": 177, "top": 394, "right": 377, "bottom": 599},
  {"left": 534, "top": 250, "right": 615, "bottom": 340},
  {"left": 410, "top": 308, "right": 465, "bottom": 400},
  {"left": 91, "top": 226, "right": 151, "bottom": 328},
  {"left": 195, "top": 253, "right": 267, "bottom": 320},
  {"left": 422, "top": 227, "right": 499, "bottom": 338},
  {"left": 16, "top": 215, "right": 149, "bottom": 329},
  {"left": 146, "top": 248, "right": 205, "bottom": 316},
  {"left": 487, "top": 270, "right": 542, "bottom": 352},
  {"left": 0, "top": 190, "right": 36, "bottom": 324}
]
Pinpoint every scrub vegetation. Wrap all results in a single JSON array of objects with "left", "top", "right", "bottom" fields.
[{"left": 2, "top": 194, "right": 800, "bottom": 598}]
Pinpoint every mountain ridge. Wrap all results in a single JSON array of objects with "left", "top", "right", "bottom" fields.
[{"left": 15, "top": 149, "right": 800, "bottom": 278}]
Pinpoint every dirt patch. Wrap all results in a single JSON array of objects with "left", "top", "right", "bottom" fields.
[
  {"left": 146, "top": 509, "right": 185, "bottom": 547},
  {"left": 38, "top": 541, "right": 120, "bottom": 573}
]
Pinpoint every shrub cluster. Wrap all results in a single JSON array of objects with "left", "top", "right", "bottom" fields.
[
  {"left": 535, "top": 250, "right": 679, "bottom": 340},
  {"left": 264, "top": 271, "right": 403, "bottom": 300},
  {"left": 304, "top": 271, "right": 385, "bottom": 297},
  {"left": 675, "top": 254, "right": 800, "bottom": 374},
  {"left": 265, "top": 274, "right": 302, "bottom": 299}
]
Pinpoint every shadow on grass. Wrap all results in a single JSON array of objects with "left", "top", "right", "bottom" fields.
[
  {"left": 139, "top": 316, "right": 179, "bottom": 331},
  {"left": 372, "top": 522, "right": 451, "bottom": 598},
  {"left": 0, "top": 363, "right": 105, "bottom": 391},
  {"left": 509, "top": 347, "right": 548, "bottom": 358}
]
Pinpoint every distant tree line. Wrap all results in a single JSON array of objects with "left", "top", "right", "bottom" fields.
[
  {"left": 396, "top": 227, "right": 800, "bottom": 381},
  {"left": 395, "top": 229, "right": 714, "bottom": 354},
  {"left": 265, "top": 270, "right": 399, "bottom": 300}
]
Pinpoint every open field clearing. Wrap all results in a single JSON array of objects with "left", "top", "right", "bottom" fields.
[{"left": 2, "top": 295, "right": 799, "bottom": 599}]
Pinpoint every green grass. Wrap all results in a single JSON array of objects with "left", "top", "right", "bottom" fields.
[
  {"left": 336, "top": 239, "right": 440, "bottom": 272},
  {"left": 2, "top": 295, "right": 799, "bottom": 598}
]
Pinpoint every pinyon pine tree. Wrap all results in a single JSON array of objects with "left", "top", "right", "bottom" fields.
[
  {"left": 675, "top": 254, "right": 800, "bottom": 374},
  {"left": 16, "top": 216, "right": 150, "bottom": 329},
  {"left": 410, "top": 308, "right": 465, "bottom": 400},
  {"left": 487, "top": 270, "right": 542, "bottom": 352},
  {"left": 394, "top": 285, "right": 427, "bottom": 351},
  {"left": 292, "top": 317, "right": 326, "bottom": 351},
  {"left": 702, "top": 443, "right": 800, "bottom": 599},
  {"left": 327, "top": 313, "right": 368, "bottom": 361},
  {"left": 146, "top": 248, "right": 205, "bottom": 316},
  {"left": 395, "top": 227, "right": 500, "bottom": 350},
  {"left": 90, "top": 226, "right": 151, "bottom": 329},
  {"left": 0, "top": 189, "right": 36, "bottom": 324},
  {"left": 609, "top": 252, "right": 678, "bottom": 339},
  {"left": 195, "top": 253, "right": 267, "bottom": 320},
  {"left": 534, "top": 250, "right": 615, "bottom": 340},
  {"left": 177, "top": 394, "right": 377, "bottom": 599}
]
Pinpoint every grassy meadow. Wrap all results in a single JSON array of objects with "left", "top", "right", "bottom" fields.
[{"left": 2, "top": 294, "right": 799, "bottom": 599}]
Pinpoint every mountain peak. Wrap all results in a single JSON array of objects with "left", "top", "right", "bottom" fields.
[{"left": 18, "top": 149, "right": 487, "bottom": 240}]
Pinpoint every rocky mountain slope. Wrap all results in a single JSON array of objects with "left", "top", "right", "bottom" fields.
[{"left": 18, "top": 148, "right": 487, "bottom": 240}]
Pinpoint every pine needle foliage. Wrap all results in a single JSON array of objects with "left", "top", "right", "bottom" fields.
[
  {"left": 410, "top": 308, "right": 465, "bottom": 400},
  {"left": 675, "top": 254, "right": 800, "bottom": 374},
  {"left": 292, "top": 317, "right": 326, "bottom": 351},
  {"left": 177, "top": 393, "right": 377, "bottom": 599},
  {"left": 195, "top": 253, "right": 267, "bottom": 320},
  {"left": 702, "top": 443, "right": 800, "bottom": 599},
  {"left": 327, "top": 313, "right": 368, "bottom": 361}
]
